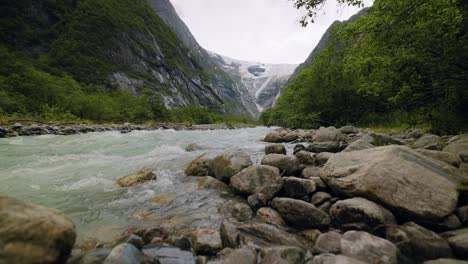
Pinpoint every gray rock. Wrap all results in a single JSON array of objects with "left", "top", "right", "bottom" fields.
[
  {"left": 417, "top": 149, "right": 461, "bottom": 167},
  {"left": 247, "top": 193, "right": 267, "bottom": 211},
  {"left": 310, "top": 192, "right": 332, "bottom": 206},
  {"left": 407, "top": 129, "right": 424, "bottom": 139},
  {"left": 283, "top": 177, "right": 316, "bottom": 198},
  {"left": 313, "top": 127, "right": 343, "bottom": 142},
  {"left": 302, "top": 167, "right": 322, "bottom": 179},
  {"left": 103, "top": 243, "right": 149, "bottom": 264},
  {"left": 340, "top": 231, "right": 399, "bottom": 264},
  {"left": 117, "top": 168, "right": 156, "bottom": 187},
  {"left": 191, "top": 229, "right": 222, "bottom": 255},
  {"left": 444, "top": 135, "right": 468, "bottom": 160},
  {"left": 230, "top": 165, "right": 283, "bottom": 201},
  {"left": 456, "top": 206, "right": 468, "bottom": 225},
  {"left": 343, "top": 135, "right": 375, "bottom": 152},
  {"left": 185, "top": 143, "right": 202, "bottom": 152},
  {"left": 370, "top": 133, "right": 405, "bottom": 146},
  {"left": 330, "top": 197, "right": 396, "bottom": 231},
  {"left": 0, "top": 196, "right": 76, "bottom": 264},
  {"left": 255, "top": 207, "right": 286, "bottom": 227},
  {"left": 185, "top": 153, "right": 217, "bottom": 176},
  {"left": 311, "top": 253, "right": 367, "bottom": 264},
  {"left": 412, "top": 134, "right": 444, "bottom": 150},
  {"left": 220, "top": 219, "right": 239, "bottom": 248},
  {"left": 295, "top": 151, "right": 316, "bottom": 165},
  {"left": 424, "top": 259, "right": 468, "bottom": 264},
  {"left": 220, "top": 201, "right": 253, "bottom": 222},
  {"left": 261, "top": 154, "right": 299, "bottom": 175},
  {"left": 265, "top": 144, "right": 287, "bottom": 155},
  {"left": 443, "top": 229, "right": 468, "bottom": 260},
  {"left": 271, "top": 198, "right": 331, "bottom": 229},
  {"left": 259, "top": 246, "right": 305, "bottom": 264},
  {"left": 211, "top": 151, "right": 252, "bottom": 182},
  {"left": 195, "top": 176, "right": 230, "bottom": 192},
  {"left": 126, "top": 235, "right": 144, "bottom": 250},
  {"left": 238, "top": 223, "right": 306, "bottom": 249},
  {"left": 418, "top": 214, "right": 462, "bottom": 232},
  {"left": 321, "top": 145, "right": 461, "bottom": 221},
  {"left": 294, "top": 144, "right": 307, "bottom": 155},
  {"left": 384, "top": 222, "right": 453, "bottom": 262},
  {"left": 459, "top": 151, "right": 468, "bottom": 163},
  {"left": 340, "top": 126, "right": 359, "bottom": 134},
  {"left": 307, "top": 142, "right": 341, "bottom": 153},
  {"left": 264, "top": 131, "right": 283, "bottom": 143},
  {"left": 313, "top": 231, "right": 342, "bottom": 254},
  {"left": 300, "top": 229, "right": 322, "bottom": 246},
  {"left": 315, "top": 152, "right": 334, "bottom": 166},
  {"left": 284, "top": 132, "right": 299, "bottom": 142},
  {"left": 208, "top": 247, "right": 257, "bottom": 264},
  {"left": 142, "top": 245, "right": 195, "bottom": 264},
  {"left": 68, "top": 249, "right": 111, "bottom": 264}
]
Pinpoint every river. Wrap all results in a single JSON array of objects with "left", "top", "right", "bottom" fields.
[{"left": 0, "top": 127, "right": 273, "bottom": 243}]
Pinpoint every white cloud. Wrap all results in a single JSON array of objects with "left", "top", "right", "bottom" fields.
[{"left": 169, "top": 0, "right": 371, "bottom": 64}]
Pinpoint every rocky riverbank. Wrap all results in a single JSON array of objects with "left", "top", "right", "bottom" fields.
[
  {"left": 1, "top": 126, "right": 468, "bottom": 264},
  {"left": 0, "top": 122, "right": 256, "bottom": 138}
]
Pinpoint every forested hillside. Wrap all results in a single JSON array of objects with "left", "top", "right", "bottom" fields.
[
  {"left": 263, "top": 0, "right": 467, "bottom": 133},
  {"left": 0, "top": 0, "right": 253, "bottom": 124}
]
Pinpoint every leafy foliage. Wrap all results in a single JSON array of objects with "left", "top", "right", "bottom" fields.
[
  {"left": 267, "top": 0, "right": 467, "bottom": 133},
  {"left": 292, "top": 0, "right": 366, "bottom": 26}
]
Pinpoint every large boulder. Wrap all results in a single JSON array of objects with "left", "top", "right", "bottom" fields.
[
  {"left": 441, "top": 228, "right": 468, "bottom": 260},
  {"left": 343, "top": 135, "right": 375, "bottom": 152},
  {"left": 283, "top": 131, "right": 299, "bottom": 142},
  {"left": 283, "top": 177, "right": 316, "bottom": 198},
  {"left": 330, "top": 197, "right": 396, "bottom": 231},
  {"left": 412, "top": 134, "right": 444, "bottom": 150},
  {"left": 321, "top": 145, "right": 462, "bottom": 221},
  {"left": 230, "top": 165, "right": 283, "bottom": 201},
  {"left": 185, "top": 153, "right": 217, "bottom": 176},
  {"left": 117, "top": 168, "right": 156, "bottom": 187},
  {"left": 265, "top": 144, "right": 287, "bottom": 155},
  {"left": 308, "top": 127, "right": 343, "bottom": 153},
  {"left": 384, "top": 222, "right": 453, "bottom": 262},
  {"left": 211, "top": 151, "right": 252, "bottom": 182},
  {"left": 444, "top": 135, "right": 468, "bottom": 160},
  {"left": 340, "top": 126, "right": 359, "bottom": 134},
  {"left": 271, "top": 198, "right": 330, "bottom": 229},
  {"left": 417, "top": 149, "right": 461, "bottom": 167},
  {"left": 0, "top": 196, "right": 76, "bottom": 264},
  {"left": 264, "top": 131, "right": 283, "bottom": 143},
  {"left": 340, "top": 231, "right": 399, "bottom": 264},
  {"left": 261, "top": 154, "right": 299, "bottom": 175}
]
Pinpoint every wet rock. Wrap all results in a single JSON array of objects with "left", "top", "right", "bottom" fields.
[
  {"left": 315, "top": 152, "right": 333, "bottom": 166},
  {"left": 310, "top": 192, "right": 331, "bottom": 206},
  {"left": 238, "top": 223, "right": 306, "bottom": 249},
  {"left": 284, "top": 131, "right": 299, "bottom": 142},
  {"left": 211, "top": 151, "right": 252, "bottom": 182},
  {"left": 295, "top": 151, "right": 316, "bottom": 165},
  {"left": 424, "top": 259, "right": 468, "bottom": 264},
  {"left": 340, "top": 231, "right": 399, "bottom": 264},
  {"left": 340, "top": 126, "right": 358, "bottom": 134},
  {"left": 230, "top": 165, "right": 283, "bottom": 201},
  {"left": 307, "top": 142, "right": 341, "bottom": 153},
  {"left": 0, "top": 196, "right": 76, "bottom": 264},
  {"left": 259, "top": 246, "right": 305, "bottom": 264},
  {"left": 265, "top": 144, "right": 287, "bottom": 155},
  {"left": 191, "top": 229, "right": 222, "bottom": 255},
  {"left": 417, "top": 149, "right": 461, "bottom": 167},
  {"left": 103, "top": 243, "right": 149, "bottom": 264},
  {"left": 247, "top": 193, "right": 267, "bottom": 211},
  {"left": 220, "top": 201, "right": 253, "bottom": 222},
  {"left": 343, "top": 135, "right": 375, "bottom": 152},
  {"left": 185, "top": 143, "right": 202, "bottom": 152},
  {"left": 117, "top": 168, "right": 156, "bottom": 187},
  {"left": 313, "top": 231, "right": 342, "bottom": 254},
  {"left": 209, "top": 247, "right": 257, "bottom": 264},
  {"left": 412, "top": 134, "right": 444, "bottom": 150},
  {"left": 311, "top": 253, "right": 367, "bottom": 264},
  {"left": 300, "top": 229, "right": 322, "bottom": 245},
  {"left": 220, "top": 218, "right": 239, "bottom": 248},
  {"left": 330, "top": 197, "right": 396, "bottom": 231},
  {"left": 255, "top": 207, "right": 286, "bottom": 227},
  {"left": 196, "top": 176, "right": 229, "bottom": 192},
  {"left": 456, "top": 206, "right": 468, "bottom": 225},
  {"left": 370, "top": 133, "right": 405, "bottom": 146},
  {"left": 261, "top": 154, "right": 299, "bottom": 175},
  {"left": 271, "top": 198, "right": 331, "bottom": 229},
  {"left": 142, "top": 245, "right": 195, "bottom": 264},
  {"left": 264, "top": 131, "right": 283, "bottom": 143},
  {"left": 283, "top": 177, "right": 316, "bottom": 198},
  {"left": 185, "top": 153, "right": 217, "bottom": 176},
  {"left": 442, "top": 228, "right": 468, "bottom": 260},
  {"left": 302, "top": 167, "right": 322, "bottom": 179},
  {"left": 68, "top": 248, "right": 111, "bottom": 264},
  {"left": 132, "top": 226, "right": 167, "bottom": 244},
  {"left": 294, "top": 144, "right": 307, "bottom": 155},
  {"left": 126, "top": 235, "right": 144, "bottom": 250},
  {"left": 321, "top": 145, "right": 462, "bottom": 221},
  {"left": 384, "top": 222, "right": 453, "bottom": 262}
]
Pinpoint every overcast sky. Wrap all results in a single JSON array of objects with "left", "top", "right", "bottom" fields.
[{"left": 169, "top": 0, "right": 372, "bottom": 64}]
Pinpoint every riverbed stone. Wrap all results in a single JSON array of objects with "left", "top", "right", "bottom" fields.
[
  {"left": 370, "top": 133, "right": 405, "bottom": 146},
  {"left": 255, "top": 207, "right": 286, "bottom": 226},
  {"left": 340, "top": 231, "right": 399, "bottom": 264},
  {"left": 302, "top": 167, "right": 322, "bottom": 179},
  {"left": 264, "top": 131, "right": 283, "bottom": 143},
  {"left": 230, "top": 165, "right": 283, "bottom": 201},
  {"left": 283, "top": 177, "right": 316, "bottom": 198},
  {"left": 220, "top": 218, "right": 240, "bottom": 248},
  {"left": 330, "top": 197, "right": 396, "bottom": 231},
  {"left": 313, "top": 231, "right": 342, "bottom": 254},
  {"left": 424, "top": 259, "right": 468, "bottom": 264},
  {"left": 321, "top": 145, "right": 462, "bottom": 221},
  {"left": 117, "top": 168, "right": 156, "bottom": 187},
  {"left": 259, "top": 246, "right": 305, "bottom": 264},
  {"left": 142, "top": 245, "right": 195, "bottom": 264},
  {"left": 310, "top": 192, "right": 332, "bottom": 207},
  {"left": 456, "top": 206, "right": 468, "bottom": 225},
  {"left": 237, "top": 223, "right": 306, "bottom": 249},
  {"left": 315, "top": 152, "right": 333, "bottom": 166},
  {"left": 295, "top": 151, "right": 316, "bottom": 166},
  {"left": 191, "top": 229, "right": 223, "bottom": 255},
  {"left": 294, "top": 144, "right": 307, "bottom": 155},
  {"left": 185, "top": 153, "right": 217, "bottom": 176},
  {"left": 185, "top": 143, "right": 202, "bottom": 152},
  {"left": 211, "top": 151, "right": 252, "bottom": 182},
  {"left": 196, "top": 176, "right": 230, "bottom": 192},
  {"left": 340, "top": 126, "right": 359, "bottom": 134},
  {"left": 444, "top": 135, "right": 468, "bottom": 158},
  {"left": 261, "top": 154, "right": 299, "bottom": 175},
  {"left": 384, "top": 222, "right": 453, "bottom": 262},
  {"left": 220, "top": 201, "right": 253, "bottom": 222},
  {"left": 271, "top": 198, "right": 331, "bottom": 229},
  {"left": 311, "top": 253, "right": 367, "bottom": 264},
  {"left": 103, "top": 243, "right": 149, "bottom": 264},
  {"left": 0, "top": 196, "right": 76, "bottom": 264},
  {"left": 209, "top": 247, "right": 257, "bottom": 264},
  {"left": 417, "top": 149, "right": 461, "bottom": 167},
  {"left": 412, "top": 134, "right": 444, "bottom": 150},
  {"left": 442, "top": 228, "right": 468, "bottom": 260},
  {"left": 284, "top": 131, "right": 299, "bottom": 142},
  {"left": 265, "top": 144, "right": 287, "bottom": 155},
  {"left": 68, "top": 248, "right": 111, "bottom": 264},
  {"left": 343, "top": 135, "right": 375, "bottom": 152}
]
